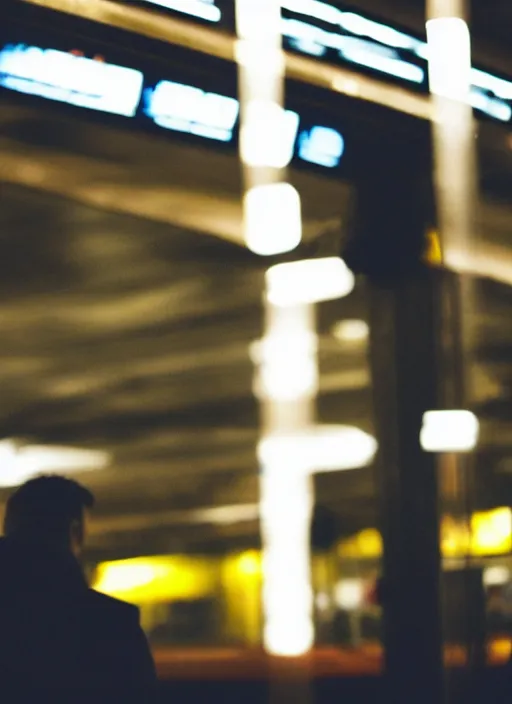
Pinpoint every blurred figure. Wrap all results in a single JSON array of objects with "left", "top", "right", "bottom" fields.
[{"left": 0, "top": 476, "right": 157, "bottom": 703}]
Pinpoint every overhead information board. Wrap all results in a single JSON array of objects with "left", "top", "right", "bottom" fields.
[
  {"left": 133, "top": 0, "right": 512, "bottom": 124},
  {"left": 0, "top": 39, "right": 346, "bottom": 172}
]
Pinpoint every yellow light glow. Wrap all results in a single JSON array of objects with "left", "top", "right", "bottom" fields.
[
  {"left": 244, "top": 183, "right": 302, "bottom": 256},
  {"left": 222, "top": 551, "right": 262, "bottom": 646},
  {"left": 425, "top": 229, "right": 443, "bottom": 266},
  {"left": 339, "top": 509, "right": 512, "bottom": 561},
  {"left": 93, "top": 556, "right": 217, "bottom": 603},
  {"left": 338, "top": 528, "right": 383, "bottom": 559},
  {"left": 266, "top": 257, "right": 355, "bottom": 307},
  {"left": 237, "top": 551, "right": 261, "bottom": 576},
  {"left": 471, "top": 508, "right": 512, "bottom": 556}
]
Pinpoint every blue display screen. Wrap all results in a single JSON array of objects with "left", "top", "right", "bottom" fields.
[
  {"left": 0, "top": 43, "right": 144, "bottom": 117},
  {"left": 0, "top": 40, "right": 345, "bottom": 171}
]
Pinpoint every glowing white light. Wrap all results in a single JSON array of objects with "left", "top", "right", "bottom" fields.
[
  {"left": 332, "top": 319, "right": 369, "bottom": 343},
  {"left": 140, "top": 0, "right": 221, "bottom": 22},
  {"left": 298, "top": 126, "right": 345, "bottom": 168},
  {"left": 420, "top": 410, "right": 479, "bottom": 452},
  {"left": 426, "top": 18, "right": 471, "bottom": 101},
  {"left": 236, "top": 0, "right": 282, "bottom": 43},
  {"left": 335, "top": 579, "right": 364, "bottom": 610},
  {"left": 0, "top": 440, "right": 109, "bottom": 488},
  {"left": 0, "top": 44, "right": 143, "bottom": 117},
  {"left": 244, "top": 183, "right": 302, "bottom": 256},
  {"left": 484, "top": 566, "right": 510, "bottom": 587},
  {"left": 252, "top": 329, "right": 318, "bottom": 402},
  {"left": 240, "top": 103, "right": 300, "bottom": 168},
  {"left": 280, "top": 17, "right": 425, "bottom": 84},
  {"left": 266, "top": 257, "right": 354, "bottom": 307},
  {"left": 338, "top": 12, "right": 424, "bottom": 51},
  {"left": 281, "top": 0, "right": 340, "bottom": 25},
  {"left": 281, "top": 0, "right": 423, "bottom": 51},
  {"left": 258, "top": 425, "right": 378, "bottom": 473},
  {"left": 261, "top": 467, "right": 314, "bottom": 656},
  {"left": 235, "top": 40, "right": 285, "bottom": 75},
  {"left": 145, "top": 80, "right": 239, "bottom": 142},
  {"left": 280, "top": 1, "right": 511, "bottom": 124}
]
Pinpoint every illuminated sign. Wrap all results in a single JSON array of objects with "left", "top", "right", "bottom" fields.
[
  {"left": 144, "top": 80, "right": 240, "bottom": 141},
  {"left": 138, "top": 0, "right": 222, "bottom": 22},
  {"left": 298, "top": 126, "right": 345, "bottom": 168},
  {"left": 280, "top": 0, "right": 512, "bottom": 123},
  {"left": 0, "top": 41, "right": 345, "bottom": 170},
  {"left": 0, "top": 44, "right": 144, "bottom": 117},
  {"left": 144, "top": 82, "right": 344, "bottom": 168}
]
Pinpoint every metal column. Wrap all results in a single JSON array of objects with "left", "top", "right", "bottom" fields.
[{"left": 345, "top": 133, "right": 447, "bottom": 703}]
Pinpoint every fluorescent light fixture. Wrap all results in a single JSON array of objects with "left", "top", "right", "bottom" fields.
[
  {"left": 145, "top": 80, "right": 239, "bottom": 142},
  {"left": 266, "top": 257, "right": 355, "bottom": 306},
  {"left": 426, "top": 18, "right": 471, "bottom": 101},
  {"left": 0, "top": 44, "right": 143, "bottom": 117},
  {"left": 332, "top": 319, "right": 369, "bottom": 343},
  {"left": 240, "top": 102, "right": 300, "bottom": 168},
  {"left": 140, "top": 0, "right": 221, "bottom": 22},
  {"left": 244, "top": 183, "right": 302, "bottom": 256},
  {"left": 258, "top": 425, "right": 378, "bottom": 473},
  {"left": 260, "top": 467, "right": 314, "bottom": 656},
  {"left": 420, "top": 410, "right": 479, "bottom": 452},
  {"left": 0, "top": 440, "right": 109, "bottom": 488}
]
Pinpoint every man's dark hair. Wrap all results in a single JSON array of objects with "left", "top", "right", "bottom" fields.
[{"left": 3, "top": 475, "right": 95, "bottom": 541}]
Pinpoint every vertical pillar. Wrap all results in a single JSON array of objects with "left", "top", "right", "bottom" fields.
[
  {"left": 345, "top": 132, "right": 446, "bottom": 703},
  {"left": 369, "top": 268, "right": 446, "bottom": 704}
]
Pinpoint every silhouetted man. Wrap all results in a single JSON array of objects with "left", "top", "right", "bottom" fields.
[{"left": 0, "top": 475, "right": 158, "bottom": 703}]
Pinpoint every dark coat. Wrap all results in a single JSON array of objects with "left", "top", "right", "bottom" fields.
[{"left": 0, "top": 536, "right": 158, "bottom": 703}]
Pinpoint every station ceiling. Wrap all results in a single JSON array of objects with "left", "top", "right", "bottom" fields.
[{"left": 0, "top": 1, "right": 512, "bottom": 560}]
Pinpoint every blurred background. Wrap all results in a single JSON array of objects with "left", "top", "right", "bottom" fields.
[{"left": 1, "top": 0, "right": 512, "bottom": 702}]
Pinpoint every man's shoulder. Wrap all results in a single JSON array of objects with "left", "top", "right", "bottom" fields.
[{"left": 86, "top": 589, "right": 140, "bottom": 625}]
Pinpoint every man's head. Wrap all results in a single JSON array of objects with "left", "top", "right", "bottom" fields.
[{"left": 3, "top": 475, "right": 95, "bottom": 557}]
